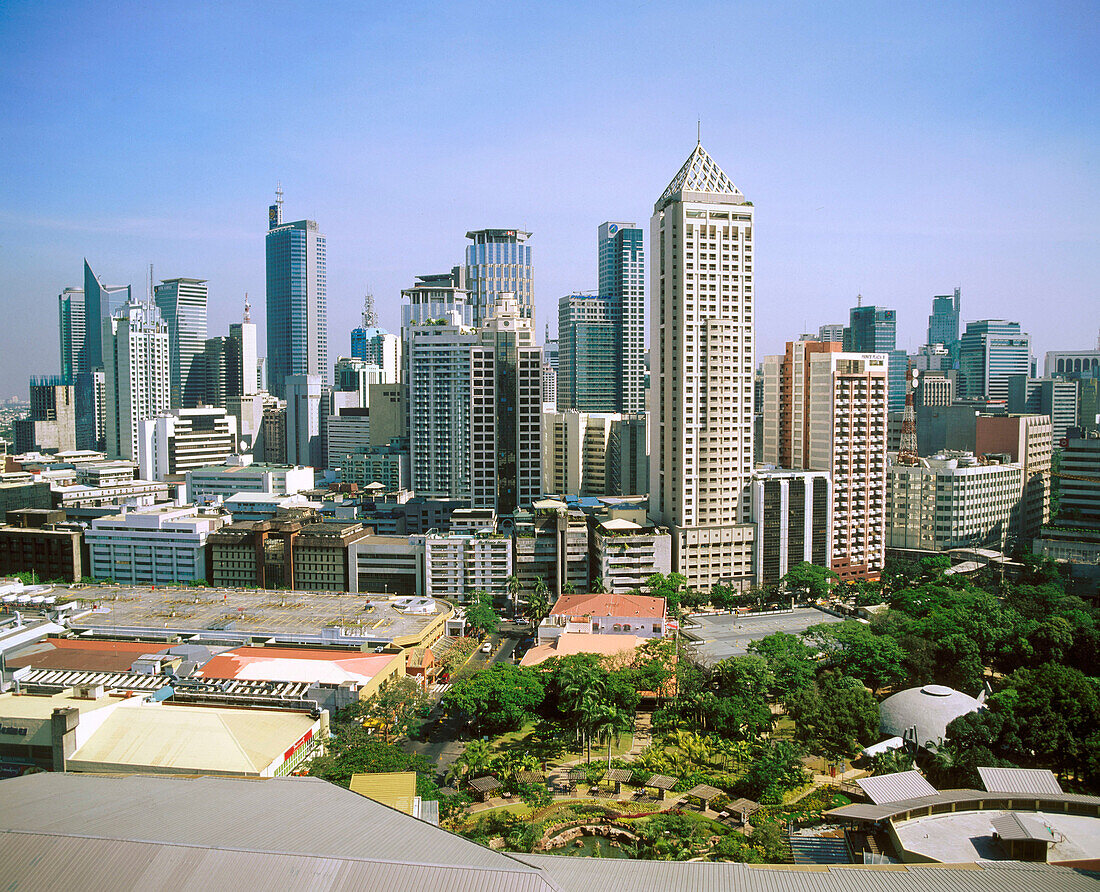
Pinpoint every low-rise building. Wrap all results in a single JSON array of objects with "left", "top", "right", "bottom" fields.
[
  {"left": 513, "top": 500, "right": 589, "bottom": 597},
  {"left": 751, "top": 468, "right": 832, "bottom": 587},
  {"left": 342, "top": 438, "right": 410, "bottom": 491},
  {"left": 0, "top": 509, "right": 84, "bottom": 581},
  {"left": 423, "top": 529, "right": 511, "bottom": 605},
  {"left": 886, "top": 453, "right": 1022, "bottom": 552},
  {"left": 138, "top": 407, "right": 239, "bottom": 481},
  {"left": 590, "top": 517, "right": 671, "bottom": 594},
  {"left": 223, "top": 491, "right": 321, "bottom": 523},
  {"left": 538, "top": 591, "right": 666, "bottom": 643},
  {"left": 186, "top": 454, "right": 314, "bottom": 505},
  {"left": 350, "top": 535, "right": 422, "bottom": 596},
  {"left": 85, "top": 505, "right": 226, "bottom": 584}
]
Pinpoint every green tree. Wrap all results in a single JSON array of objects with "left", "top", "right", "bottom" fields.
[
  {"left": 781, "top": 562, "right": 838, "bottom": 602},
  {"left": 748, "top": 632, "right": 816, "bottom": 703},
  {"left": 441, "top": 663, "right": 544, "bottom": 736},
  {"left": 446, "top": 738, "right": 494, "bottom": 788},
  {"left": 309, "top": 721, "right": 438, "bottom": 796},
  {"left": 361, "top": 675, "right": 429, "bottom": 742},
  {"left": 739, "top": 740, "right": 809, "bottom": 804},
  {"left": 506, "top": 574, "right": 522, "bottom": 618},
  {"left": 788, "top": 672, "right": 878, "bottom": 764},
  {"left": 464, "top": 589, "right": 500, "bottom": 637},
  {"left": 805, "top": 620, "right": 905, "bottom": 694},
  {"left": 525, "top": 576, "right": 551, "bottom": 625}
]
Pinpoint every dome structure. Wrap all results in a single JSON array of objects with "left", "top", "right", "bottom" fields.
[{"left": 879, "top": 684, "right": 983, "bottom": 749}]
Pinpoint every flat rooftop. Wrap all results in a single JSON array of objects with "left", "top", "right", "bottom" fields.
[
  {"left": 62, "top": 583, "right": 449, "bottom": 648},
  {"left": 894, "top": 810, "right": 1100, "bottom": 864},
  {"left": 683, "top": 607, "right": 843, "bottom": 666}
]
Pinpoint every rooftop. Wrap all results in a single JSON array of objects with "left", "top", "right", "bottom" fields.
[
  {"left": 682, "top": 608, "right": 843, "bottom": 667},
  {"left": 62, "top": 583, "right": 450, "bottom": 648},
  {"left": 7, "top": 636, "right": 174, "bottom": 673},
  {"left": 520, "top": 632, "right": 644, "bottom": 667},
  {"left": 200, "top": 646, "right": 403, "bottom": 685},
  {"left": 549, "top": 592, "right": 665, "bottom": 620}
]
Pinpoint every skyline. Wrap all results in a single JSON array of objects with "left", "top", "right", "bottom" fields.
[{"left": 1, "top": 2, "right": 1097, "bottom": 396}]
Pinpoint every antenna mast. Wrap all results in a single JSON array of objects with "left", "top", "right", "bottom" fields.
[
  {"left": 897, "top": 363, "right": 920, "bottom": 466},
  {"left": 148, "top": 264, "right": 154, "bottom": 301},
  {"left": 243, "top": 293, "right": 251, "bottom": 323},
  {"left": 362, "top": 291, "right": 377, "bottom": 328}
]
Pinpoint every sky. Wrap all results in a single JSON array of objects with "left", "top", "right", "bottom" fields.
[{"left": 0, "top": 1, "right": 1097, "bottom": 397}]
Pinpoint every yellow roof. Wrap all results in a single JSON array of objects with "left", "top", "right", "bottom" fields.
[
  {"left": 349, "top": 771, "right": 418, "bottom": 815},
  {"left": 68, "top": 701, "right": 316, "bottom": 776}
]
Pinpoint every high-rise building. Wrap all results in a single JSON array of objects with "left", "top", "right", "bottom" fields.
[
  {"left": 751, "top": 468, "right": 832, "bottom": 587},
  {"left": 285, "top": 374, "right": 322, "bottom": 468},
  {"left": 1044, "top": 349, "right": 1100, "bottom": 378},
  {"left": 13, "top": 378, "right": 77, "bottom": 454},
  {"left": 541, "top": 410, "right": 619, "bottom": 496},
  {"left": 464, "top": 229, "right": 533, "bottom": 328},
  {"left": 608, "top": 414, "right": 649, "bottom": 496},
  {"left": 844, "top": 302, "right": 906, "bottom": 413},
  {"left": 958, "top": 320, "right": 1032, "bottom": 402},
  {"left": 649, "top": 144, "right": 756, "bottom": 591},
  {"left": 764, "top": 348, "right": 889, "bottom": 580},
  {"left": 75, "top": 370, "right": 105, "bottom": 452},
  {"left": 599, "top": 221, "right": 645, "bottom": 413},
  {"left": 541, "top": 325, "right": 558, "bottom": 406},
  {"left": 58, "top": 287, "right": 86, "bottom": 383},
  {"left": 927, "top": 288, "right": 961, "bottom": 357},
  {"left": 818, "top": 323, "right": 845, "bottom": 343},
  {"left": 557, "top": 294, "right": 617, "bottom": 413},
  {"left": 154, "top": 277, "right": 208, "bottom": 409},
  {"left": 976, "top": 413, "right": 1052, "bottom": 542},
  {"left": 103, "top": 301, "right": 171, "bottom": 460},
  {"left": 82, "top": 260, "right": 131, "bottom": 371},
  {"left": 405, "top": 292, "right": 541, "bottom": 515},
  {"left": 265, "top": 190, "right": 328, "bottom": 398}
]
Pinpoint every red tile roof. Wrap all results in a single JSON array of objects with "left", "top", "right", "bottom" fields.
[
  {"left": 549, "top": 592, "right": 666, "bottom": 620},
  {"left": 7, "top": 637, "right": 173, "bottom": 673}
]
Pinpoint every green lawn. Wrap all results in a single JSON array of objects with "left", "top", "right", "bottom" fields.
[{"left": 490, "top": 721, "right": 634, "bottom": 767}]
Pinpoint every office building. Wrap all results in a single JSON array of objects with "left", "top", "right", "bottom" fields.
[
  {"left": 598, "top": 221, "right": 645, "bottom": 413},
  {"left": 915, "top": 371, "right": 954, "bottom": 408},
  {"left": 103, "top": 301, "right": 171, "bottom": 461},
  {"left": 927, "top": 288, "right": 961, "bottom": 357},
  {"left": 591, "top": 517, "right": 672, "bottom": 594},
  {"left": 1044, "top": 349, "right": 1100, "bottom": 378},
  {"left": 751, "top": 468, "right": 831, "bottom": 588},
  {"left": 405, "top": 293, "right": 541, "bottom": 515},
  {"left": 350, "top": 293, "right": 400, "bottom": 381},
  {"left": 154, "top": 277, "right": 208, "bottom": 409},
  {"left": 285, "top": 374, "right": 323, "bottom": 468},
  {"left": 976, "top": 413, "right": 1052, "bottom": 542},
  {"left": 325, "top": 408, "right": 371, "bottom": 470},
  {"left": 762, "top": 340, "right": 842, "bottom": 469},
  {"left": 261, "top": 404, "right": 287, "bottom": 464},
  {"left": 557, "top": 294, "right": 618, "bottom": 412},
  {"left": 958, "top": 320, "right": 1032, "bottom": 401},
  {"left": 13, "top": 378, "right": 77, "bottom": 455},
  {"left": 886, "top": 453, "right": 1021, "bottom": 552},
  {"left": 85, "top": 504, "right": 227, "bottom": 584},
  {"left": 1007, "top": 376, "right": 1080, "bottom": 444},
  {"left": 818, "top": 323, "right": 845, "bottom": 343},
  {"left": 542, "top": 327, "right": 558, "bottom": 405},
  {"left": 463, "top": 229, "right": 533, "bottom": 328},
  {"left": 649, "top": 143, "right": 756, "bottom": 590},
  {"left": 342, "top": 439, "right": 410, "bottom": 491},
  {"left": 57, "top": 287, "right": 86, "bottom": 383},
  {"left": 137, "top": 407, "right": 239, "bottom": 481},
  {"left": 82, "top": 260, "right": 130, "bottom": 371},
  {"left": 186, "top": 455, "right": 314, "bottom": 505},
  {"left": 423, "top": 527, "right": 512, "bottom": 604},
  {"left": 265, "top": 190, "right": 328, "bottom": 397},
  {"left": 368, "top": 383, "right": 407, "bottom": 447},
  {"left": 1053, "top": 433, "right": 1100, "bottom": 526},
  {"left": 844, "top": 303, "right": 906, "bottom": 413},
  {"left": 913, "top": 343, "right": 952, "bottom": 373},
  {"left": 0, "top": 509, "right": 83, "bottom": 581},
  {"left": 334, "top": 356, "right": 390, "bottom": 408}
]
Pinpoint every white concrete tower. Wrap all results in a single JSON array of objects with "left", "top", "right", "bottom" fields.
[{"left": 649, "top": 144, "right": 756, "bottom": 591}]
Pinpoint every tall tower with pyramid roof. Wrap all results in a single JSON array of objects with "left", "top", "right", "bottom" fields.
[{"left": 650, "top": 144, "right": 756, "bottom": 591}]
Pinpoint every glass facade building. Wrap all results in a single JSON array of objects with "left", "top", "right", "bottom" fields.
[
  {"left": 266, "top": 203, "right": 328, "bottom": 399},
  {"left": 464, "top": 229, "right": 533, "bottom": 328},
  {"left": 557, "top": 294, "right": 618, "bottom": 413},
  {"left": 155, "top": 278, "right": 208, "bottom": 409},
  {"left": 58, "top": 287, "right": 86, "bottom": 383},
  {"left": 598, "top": 222, "right": 645, "bottom": 413},
  {"left": 82, "top": 260, "right": 130, "bottom": 371},
  {"left": 927, "top": 287, "right": 961, "bottom": 357},
  {"left": 958, "top": 320, "right": 1032, "bottom": 402},
  {"left": 844, "top": 304, "right": 906, "bottom": 413}
]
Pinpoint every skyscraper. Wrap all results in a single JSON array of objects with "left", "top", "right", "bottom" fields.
[
  {"left": 350, "top": 294, "right": 400, "bottom": 382},
  {"left": 557, "top": 294, "right": 618, "bottom": 413},
  {"left": 82, "top": 260, "right": 130, "bottom": 371},
  {"left": 958, "top": 320, "right": 1032, "bottom": 402},
  {"left": 103, "top": 300, "right": 171, "bottom": 460},
  {"left": 464, "top": 229, "right": 533, "bottom": 328},
  {"left": 154, "top": 277, "right": 208, "bottom": 409},
  {"left": 649, "top": 144, "right": 756, "bottom": 591},
  {"left": 927, "top": 287, "right": 961, "bottom": 355},
  {"left": 265, "top": 189, "right": 328, "bottom": 398},
  {"left": 844, "top": 302, "right": 907, "bottom": 413},
  {"left": 58, "top": 287, "right": 86, "bottom": 384},
  {"left": 598, "top": 221, "right": 645, "bottom": 413}
]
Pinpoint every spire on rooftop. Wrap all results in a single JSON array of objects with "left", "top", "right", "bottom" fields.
[{"left": 657, "top": 144, "right": 744, "bottom": 209}]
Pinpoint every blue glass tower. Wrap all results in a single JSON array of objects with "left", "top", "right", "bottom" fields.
[
  {"left": 82, "top": 260, "right": 130, "bottom": 371},
  {"left": 844, "top": 303, "right": 907, "bottom": 413},
  {"left": 598, "top": 221, "right": 645, "bottom": 413},
  {"left": 265, "top": 191, "right": 328, "bottom": 399}
]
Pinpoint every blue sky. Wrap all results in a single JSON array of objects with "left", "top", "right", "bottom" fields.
[{"left": 0, "top": 1, "right": 1097, "bottom": 396}]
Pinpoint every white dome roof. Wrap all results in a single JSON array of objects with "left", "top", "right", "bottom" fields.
[{"left": 879, "top": 684, "right": 983, "bottom": 749}]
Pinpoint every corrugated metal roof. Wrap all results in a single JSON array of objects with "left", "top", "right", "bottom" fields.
[
  {"left": 0, "top": 774, "right": 537, "bottom": 873},
  {"left": 349, "top": 772, "right": 418, "bottom": 815},
  {"left": 830, "top": 788, "right": 1100, "bottom": 823},
  {"left": 857, "top": 771, "right": 937, "bottom": 804},
  {"left": 978, "top": 767, "right": 1063, "bottom": 796},
  {"left": 991, "top": 813, "right": 1052, "bottom": 842}
]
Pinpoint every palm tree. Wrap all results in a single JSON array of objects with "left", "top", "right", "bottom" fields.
[
  {"left": 527, "top": 577, "right": 551, "bottom": 626},
  {"left": 447, "top": 738, "right": 494, "bottom": 788},
  {"left": 591, "top": 577, "right": 607, "bottom": 594},
  {"left": 562, "top": 670, "right": 607, "bottom": 761},
  {"left": 507, "top": 574, "right": 522, "bottom": 619}
]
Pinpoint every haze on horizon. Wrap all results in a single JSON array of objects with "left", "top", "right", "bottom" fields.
[{"left": 0, "top": 1, "right": 1096, "bottom": 397}]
